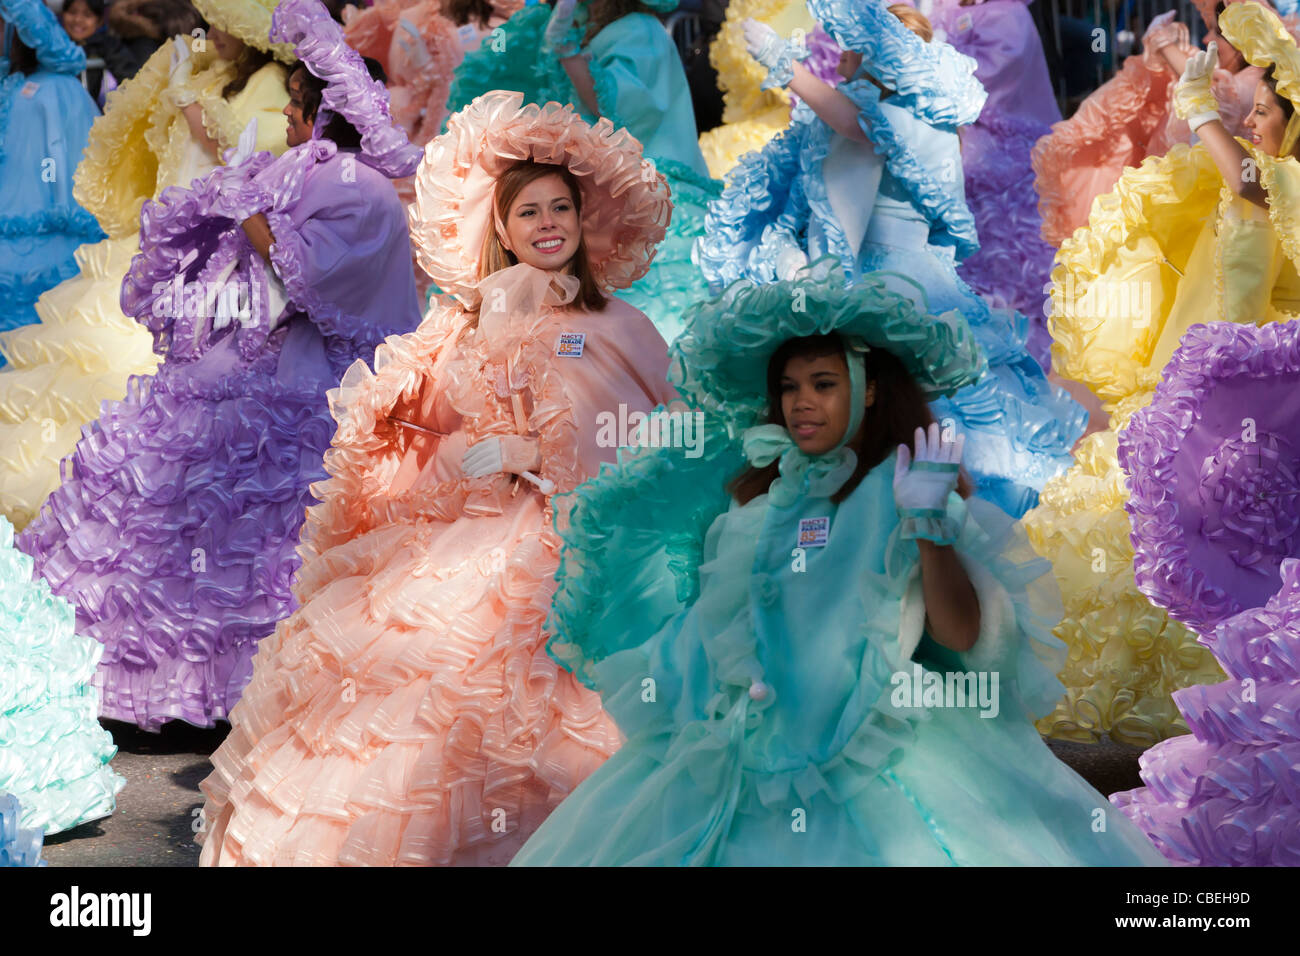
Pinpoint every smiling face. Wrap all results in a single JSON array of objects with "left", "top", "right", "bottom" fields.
[
  {"left": 210, "top": 26, "right": 246, "bottom": 62},
  {"left": 284, "top": 70, "right": 314, "bottom": 148},
  {"left": 499, "top": 173, "right": 582, "bottom": 272},
  {"left": 61, "top": 0, "right": 101, "bottom": 43},
  {"left": 1245, "top": 79, "right": 1291, "bottom": 157},
  {"left": 780, "top": 351, "right": 876, "bottom": 456}
]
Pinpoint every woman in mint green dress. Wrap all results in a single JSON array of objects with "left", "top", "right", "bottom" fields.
[
  {"left": 513, "top": 261, "right": 1170, "bottom": 866},
  {"left": 0, "top": 515, "right": 123, "bottom": 839},
  {"left": 446, "top": 0, "right": 718, "bottom": 341}
]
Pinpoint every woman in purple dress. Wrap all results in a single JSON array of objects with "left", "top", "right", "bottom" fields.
[{"left": 18, "top": 0, "right": 423, "bottom": 731}]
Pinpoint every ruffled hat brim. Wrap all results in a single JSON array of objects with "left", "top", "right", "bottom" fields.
[
  {"left": 670, "top": 257, "right": 985, "bottom": 426},
  {"left": 1221, "top": 1, "right": 1300, "bottom": 110},
  {"left": 1120, "top": 319, "right": 1300, "bottom": 636},
  {"left": 411, "top": 90, "right": 671, "bottom": 304},
  {"left": 192, "top": 0, "right": 296, "bottom": 62},
  {"left": 271, "top": 0, "right": 422, "bottom": 178}
]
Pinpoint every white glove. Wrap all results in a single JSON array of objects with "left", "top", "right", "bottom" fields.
[
  {"left": 1141, "top": 9, "right": 1177, "bottom": 45},
  {"left": 894, "top": 422, "right": 964, "bottom": 544},
  {"left": 742, "top": 18, "right": 806, "bottom": 90},
  {"left": 1176, "top": 42, "right": 1221, "bottom": 132},
  {"left": 545, "top": 0, "right": 581, "bottom": 58},
  {"left": 461, "top": 434, "right": 542, "bottom": 477},
  {"left": 169, "top": 35, "right": 193, "bottom": 84},
  {"left": 227, "top": 118, "right": 259, "bottom": 168},
  {"left": 396, "top": 17, "right": 434, "bottom": 71},
  {"left": 462, "top": 436, "right": 504, "bottom": 477}
]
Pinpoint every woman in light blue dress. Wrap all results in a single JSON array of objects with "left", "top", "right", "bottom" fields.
[
  {"left": 698, "top": 0, "right": 1083, "bottom": 518},
  {"left": 0, "top": 0, "right": 103, "bottom": 340},
  {"left": 512, "top": 263, "right": 1169, "bottom": 866},
  {"left": 446, "top": 0, "right": 719, "bottom": 342}
]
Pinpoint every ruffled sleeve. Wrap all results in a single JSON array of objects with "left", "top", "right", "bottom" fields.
[
  {"left": 696, "top": 120, "right": 808, "bottom": 291},
  {"left": 886, "top": 494, "right": 1068, "bottom": 721},
  {"left": 1031, "top": 54, "right": 1174, "bottom": 247},
  {"left": 546, "top": 430, "right": 746, "bottom": 691},
  {"left": 0, "top": 0, "right": 85, "bottom": 75},
  {"left": 265, "top": 152, "right": 422, "bottom": 353},
  {"left": 385, "top": 6, "right": 464, "bottom": 146},
  {"left": 72, "top": 44, "right": 172, "bottom": 236},
  {"left": 1046, "top": 143, "right": 1222, "bottom": 404},
  {"left": 807, "top": 0, "right": 985, "bottom": 125},
  {"left": 579, "top": 13, "right": 710, "bottom": 177},
  {"left": 1259, "top": 151, "right": 1300, "bottom": 276},
  {"left": 850, "top": 81, "right": 980, "bottom": 259}
]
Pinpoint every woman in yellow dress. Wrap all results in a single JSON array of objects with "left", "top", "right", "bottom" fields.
[
  {"left": 1026, "top": 0, "right": 1300, "bottom": 746},
  {"left": 698, "top": 0, "right": 830, "bottom": 179},
  {"left": 0, "top": 0, "right": 293, "bottom": 528}
]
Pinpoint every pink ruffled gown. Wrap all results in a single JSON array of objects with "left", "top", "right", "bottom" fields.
[
  {"left": 198, "top": 264, "right": 678, "bottom": 865},
  {"left": 1032, "top": 36, "right": 1260, "bottom": 246}
]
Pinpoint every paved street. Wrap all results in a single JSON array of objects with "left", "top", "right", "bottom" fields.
[{"left": 36, "top": 721, "right": 1148, "bottom": 866}]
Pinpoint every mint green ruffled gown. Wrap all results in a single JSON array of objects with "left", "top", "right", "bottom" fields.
[
  {"left": 0, "top": 516, "right": 123, "bottom": 835},
  {"left": 446, "top": 7, "right": 719, "bottom": 342},
  {"left": 512, "top": 441, "right": 1169, "bottom": 866}
]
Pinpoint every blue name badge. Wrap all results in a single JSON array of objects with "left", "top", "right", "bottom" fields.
[
  {"left": 797, "top": 516, "right": 830, "bottom": 549},
  {"left": 556, "top": 331, "right": 586, "bottom": 357}
]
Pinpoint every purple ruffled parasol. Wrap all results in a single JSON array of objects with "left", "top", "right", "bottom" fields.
[
  {"left": 1120, "top": 319, "right": 1300, "bottom": 636},
  {"left": 1113, "top": 319, "right": 1300, "bottom": 866},
  {"left": 271, "top": 0, "right": 423, "bottom": 180}
]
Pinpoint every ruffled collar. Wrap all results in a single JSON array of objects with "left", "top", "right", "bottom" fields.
[
  {"left": 473, "top": 263, "right": 580, "bottom": 360},
  {"left": 742, "top": 424, "right": 857, "bottom": 507}
]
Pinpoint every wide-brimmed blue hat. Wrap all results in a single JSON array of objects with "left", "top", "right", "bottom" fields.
[{"left": 671, "top": 257, "right": 984, "bottom": 429}]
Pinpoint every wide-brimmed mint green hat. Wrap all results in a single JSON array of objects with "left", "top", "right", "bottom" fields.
[{"left": 670, "top": 257, "right": 985, "bottom": 428}]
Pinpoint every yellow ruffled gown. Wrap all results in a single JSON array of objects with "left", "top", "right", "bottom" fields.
[
  {"left": 0, "top": 48, "right": 289, "bottom": 528},
  {"left": 699, "top": 0, "right": 816, "bottom": 180},
  {"left": 1026, "top": 141, "right": 1300, "bottom": 746}
]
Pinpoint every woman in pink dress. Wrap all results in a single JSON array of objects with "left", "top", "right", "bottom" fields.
[
  {"left": 198, "top": 90, "right": 678, "bottom": 866},
  {"left": 1032, "top": 0, "right": 1281, "bottom": 245}
]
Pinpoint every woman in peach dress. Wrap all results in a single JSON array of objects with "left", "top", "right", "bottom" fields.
[{"left": 197, "top": 90, "right": 678, "bottom": 866}]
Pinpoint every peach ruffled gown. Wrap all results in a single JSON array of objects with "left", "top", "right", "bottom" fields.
[{"left": 198, "top": 265, "right": 677, "bottom": 865}]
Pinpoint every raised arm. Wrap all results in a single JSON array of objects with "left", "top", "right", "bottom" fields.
[
  {"left": 894, "top": 423, "right": 980, "bottom": 652},
  {"left": 1175, "top": 43, "right": 1268, "bottom": 208}
]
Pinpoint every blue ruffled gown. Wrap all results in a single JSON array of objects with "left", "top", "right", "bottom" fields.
[
  {"left": 513, "top": 440, "right": 1168, "bottom": 866},
  {"left": 445, "top": 4, "right": 719, "bottom": 342},
  {"left": 0, "top": 793, "right": 44, "bottom": 866},
  {"left": 0, "top": 0, "right": 104, "bottom": 342},
  {"left": 696, "top": 1, "right": 1084, "bottom": 518}
]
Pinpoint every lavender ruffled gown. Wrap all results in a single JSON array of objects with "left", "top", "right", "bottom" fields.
[
  {"left": 17, "top": 144, "right": 422, "bottom": 730},
  {"left": 1111, "top": 320, "right": 1300, "bottom": 865}
]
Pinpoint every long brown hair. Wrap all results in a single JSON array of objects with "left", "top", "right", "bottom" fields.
[
  {"left": 728, "top": 334, "right": 971, "bottom": 505},
  {"left": 475, "top": 160, "right": 608, "bottom": 312},
  {"left": 583, "top": 0, "right": 656, "bottom": 44},
  {"left": 221, "top": 44, "right": 276, "bottom": 99},
  {"left": 448, "top": 0, "right": 494, "bottom": 28}
]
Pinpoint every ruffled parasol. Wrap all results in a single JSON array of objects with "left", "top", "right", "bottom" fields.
[
  {"left": 410, "top": 90, "right": 671, "bottom": 305},
  {"left": 1120, "top": 319, "right": 1300, "bottom": 636},
  {"left": 191, "top": 0, "right": 297, "bottom": 62},
  {"left": 272, "top": 0, "right": 423, "bottom": 179}
]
